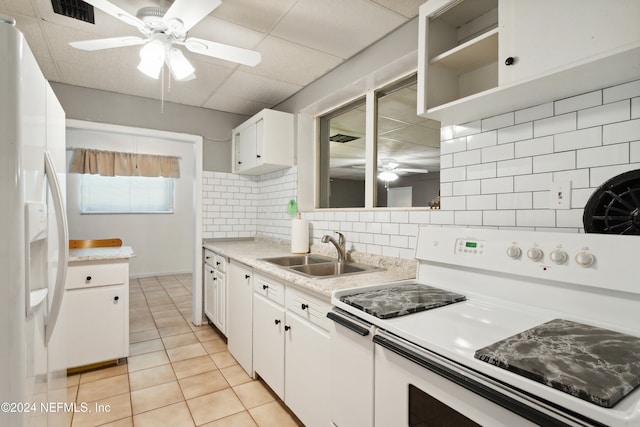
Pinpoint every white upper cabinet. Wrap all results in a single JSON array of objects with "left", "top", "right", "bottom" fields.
[
  {"left": 417, "top": 0, "right": 640, "bottom": 125},
  {"left": 232, "top": 109, "right": 294, "bottom": 175}
]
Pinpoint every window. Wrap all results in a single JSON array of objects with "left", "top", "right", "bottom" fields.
[
  {"left": 317, "top": 74, "right": 441, "bottom": 209},
  {"left": 80, "top": 174, "right": 175, "bottom": 214}
]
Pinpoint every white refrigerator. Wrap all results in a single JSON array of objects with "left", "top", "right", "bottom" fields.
[{"left": 0, "top": 20, "right": 69, "bottom": 426}]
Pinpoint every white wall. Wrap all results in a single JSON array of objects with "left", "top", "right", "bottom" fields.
[{"left": 67, "top": 124, "right": 197, "bottom": 277}]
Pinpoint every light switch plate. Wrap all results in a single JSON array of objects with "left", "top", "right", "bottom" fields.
[{"left": 549, "top": 181, "right": 571, "bottom": 210}]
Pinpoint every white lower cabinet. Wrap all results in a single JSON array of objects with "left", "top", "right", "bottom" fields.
[
  {"left": 227, "top": 260, "right": 254, "bottom": 376},
  {"left": 50, "top": 259, "right": 129, "bottom": 371},
  {"left": 251, "top": 273, "right": 331, "bottom": 427},
  {"left": 204, "top": 249, "right": 228, "bottom": 336}
]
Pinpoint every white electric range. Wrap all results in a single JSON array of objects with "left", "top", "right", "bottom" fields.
[{"left": 330, "top": 226, "right": 640, "bottom": 427}]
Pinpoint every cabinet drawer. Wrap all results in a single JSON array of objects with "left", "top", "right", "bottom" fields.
[
  {"left": 286, "top": 287, "right": 331, "bottom": 331},
  {"left": 215, "top": 255, "right": 227, "bottom": 273},
  {"left": 204, "top": 249, "right": 216, "bottom": 267},
  {"left": 254, "top": 273, "right": 285, "bottom": 305},
  {"left": 66, "top": 262, "right": 128, "bottom": 290}
]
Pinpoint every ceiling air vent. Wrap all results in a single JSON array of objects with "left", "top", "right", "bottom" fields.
[
  {"left": 329, "top": 134, "right": 359, "bottom": 143},
  {"left": 51, "top": 0, "right": 94, "bottom": 24}
]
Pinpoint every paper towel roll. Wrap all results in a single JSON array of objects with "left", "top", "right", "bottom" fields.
[{"left": 291, "top": 218, "right": 309, "bottom": 254}]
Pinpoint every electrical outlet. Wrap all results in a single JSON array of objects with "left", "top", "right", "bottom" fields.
[{"left": 549, "top": 181, "right": 571, "bottom": 210}]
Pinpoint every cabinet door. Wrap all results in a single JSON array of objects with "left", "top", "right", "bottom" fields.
[
  {"left": 204, "top": 266, "right": 215, "bottom": 322},
  {"left": 235, "top": 123, "right": 257, "bottom": 172},
  {"left": 57, "top": 285, "right": 126, "bottom": 369},
  {"left": 254, "top": 119, "right": 264, "bottom": 167},
  {"left": 284, "top": 313, "right": 330, "bottom": 427},
  {"left": 214, "top": 270, "right": 226, "bottom": 336},
  {"left": 499, "top": 0, "right": 640, "bottom": 85},
  {"left": 227, "top": 261, "right": 253, "bottom": 375},
  {"left": 253, "top": 294, "right": 285, "bottom": 399}
]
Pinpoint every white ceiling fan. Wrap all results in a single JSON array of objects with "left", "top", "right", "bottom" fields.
[
  {"left": 352, "top": 159, "right": 429, "bottom": 181},
  {"left": 69, "top": 0, "right": 262, "bottom": 81}
]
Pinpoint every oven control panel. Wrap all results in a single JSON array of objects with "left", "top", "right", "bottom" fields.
[
  {"left": 455, "top": 239, "right": 485, "bottom": 255},
  {"left": 417, "top": 226, "right": 636, "bottom": 296}
]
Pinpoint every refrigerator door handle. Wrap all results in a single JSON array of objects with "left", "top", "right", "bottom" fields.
[{"left": 44, "top": 151, "right": 69, "bottom": 344}]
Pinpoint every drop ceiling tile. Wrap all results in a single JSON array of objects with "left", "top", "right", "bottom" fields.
[
  {"left": 371, "top": 0, "right": 423, "bottom": 19},
  {"left": 242, "top": 36, "right": 342, "bottom": 87},
  {"left": 214, "top": 70, "right": 302, "bottom": 106},
  {"left": 203, "top": 93, "right": 271, "bottom": 116},
  {"left": 212, "top": 0, "right": 297, "bottom": 33},
  {"left": 0, "top": 0, "right": 35, "bottom": 17},
  {"left": 380, "top": 123, "right": 441, "bottom": 147},
  {"left": 270, "top": 0, "right": 406, "bottom": 59},
  {"left": 330, "top": 108, "right": 366, "bottom": 135}
]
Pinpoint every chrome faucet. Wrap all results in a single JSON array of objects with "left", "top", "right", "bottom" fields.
[{"left": 321, "top": 231, "right": 347, "bottom": 263}]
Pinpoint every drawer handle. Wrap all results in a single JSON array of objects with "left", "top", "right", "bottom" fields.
[
  {"left": 206, "top": 256, "right": 211, "bottom": 259},
  {"left": 301, "top": 303, "right": 309, "bottom": 310},
  {"left": 274, "top": 319, "right": 281, "bottom": 325},
  {"left": 262, "top": 284, "right": 269, "bottom": 290},
  {"left": 245, "top": 274, "right": 251, "bottom": 279},
  {"left": 113, "top": 296, "right": 119, "bottom": 303},
  {"left": 284, "top": 325, "right": 291, "bottom": 331},
  {"left": 210, "top": 270, "right": 214, "bottom": 274},
  {"left": 213, "top": 277, "right": 217, "bottom": 281},
  {"left": 505, "top": 56, "right": 515, "bottom": 66},
  {"left": 216, "top": 261, "right": 221, "bottom": 266},
  {"left": 86, "top": 276, "right": 92, "bottom": 281}
]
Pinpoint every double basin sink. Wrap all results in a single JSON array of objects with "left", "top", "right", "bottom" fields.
[{"left": 260, "top": 254, "right": 381, "bottom": 278}]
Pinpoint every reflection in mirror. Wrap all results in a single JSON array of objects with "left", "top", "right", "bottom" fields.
[
  {"left": 375, "top": 76, "right": 441, "bottom": 207},
  {"left": 318, "top": 98, "right": 366, "bottom": 208},
  {"left": 317, "top": 74, "right": 441, "bottom": 209}
]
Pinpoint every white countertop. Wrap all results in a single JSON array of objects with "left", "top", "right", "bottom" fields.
[
  {"left": 203, "top": 239, "right": 416, "bottom": 298},
  {"left": 69, "top": 246, "right": 136, "bottom": 262}
]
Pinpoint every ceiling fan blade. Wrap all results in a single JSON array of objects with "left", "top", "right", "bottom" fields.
[
  {"left": 396, "top": 168, "right": 430, "bottom": 173},
  {"left": 184, "top": 37, "right": 261, "bottom": 66},
  {"left": 70, "top": 36, "right": 146, "bottom": 51},
  {"left": 163, "top": 0, "right": 222, "bottom": 34},
  {"left": 81, "top": 0, "right": 145, "bottom": 29}
]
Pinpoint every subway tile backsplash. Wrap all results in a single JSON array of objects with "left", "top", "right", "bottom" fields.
[{"left": 203, "top": 79, "right": 640, "bottom": 259}]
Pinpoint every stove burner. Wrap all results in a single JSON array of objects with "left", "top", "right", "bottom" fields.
[{"left": 339, "top": 283, "right": 466, "bottom": 319}]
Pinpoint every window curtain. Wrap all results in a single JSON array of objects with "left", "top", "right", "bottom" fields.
[{"left": 69, "top": 148, "right": 180, "bottom": 178}]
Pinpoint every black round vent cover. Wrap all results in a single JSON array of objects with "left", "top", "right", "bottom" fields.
[{"left": 583, "top": 169, "right": 640, "bottom": 235}]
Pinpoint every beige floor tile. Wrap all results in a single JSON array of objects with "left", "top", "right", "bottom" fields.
[
  {"left": 151, "top": 308, "right": 183, "bottom": 320},
  {"left": 129, "top": 317, "right": 157, "bottom": 333},
  {"left": 220, "top": 365, "right": 253, "bottom": 387},
  {"left": 127, "top": 350, "right": 169, "bottom": 372},
  {"left": 200, "top": 411, "right": 258, "bottom": 427},
  {"left": 132, "top": 401, "right": 195, "bottom": 427},
  {"left": 233, "top": 381, "right": 275, "bottom": 409},
  {"left": 166, "top": 342, "right": 208, "bottom": 362},
  {"left": 71, "top": 392, "right": 132, "bottom": 427},
  {"left": 149, "top": 303, "right": 178, "bottom": 313},
  {"left": 201, "top": 338, "right": 227, "bottom": 354},
  {"left": 172, "top": 355, "right": 218, "bottom": 380},
  {"left": 97, "top": 417, "right": 133, "bottom": 427},
  {"left": 129, "top": 328, "right": 160, "bottom": 343},
  {"left": 187, "top": 389, "right": 245, "bottom": 426},
  {"left": 76, "top": 374, "right": 130, "bottom": 403},
  {"left": 194, "top": 328, "right": 221, "bottom": 342},
  {"left": 154, "top": 315, "right": 190, "bottom": 329},
  {"left": 158, "top": 323, "right": 192, "bottom": 338},
  {"left": 178, "top": 370, "right": 230, "bottom": 400},
  {"left": 130, "top": 381, "right": 184, "bottom": 414},
  {"left": 67, "top": 374, "right": 81, "bottom": 387},
  {"left": 248, "top": 401, "right": 301, "bottom": 427},
  {"left": 211, "top": 351, "right": 238, "bottom": 369},
  {"left": 161, "top": 332, "right": 199, "bottom": 349},
  {"left": 129, "top": 364, "right": 176, "bottom": 391},
  {"left": 129, "top": 338, "right": 164, "bottom": 356},
  {"left": 67, "top": 385, "right": 78, "bottom": 403},
  {"left": 79, "top": 365, "right": 128, "bottom": 385}
]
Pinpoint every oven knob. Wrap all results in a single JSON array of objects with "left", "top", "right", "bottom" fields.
[
  {"left": 549, "top": 249, "right": 568, "bottom": 264},
  {"left": 526, "top": 247, "right": 543, "bottom": 262},
  {"left": 575, "top": 251, "right": 595, "bottom": 268},
  {"left": 506, "top": 245, "right": 522, "bottom": 259}
]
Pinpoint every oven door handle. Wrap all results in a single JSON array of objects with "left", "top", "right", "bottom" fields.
[
  {"left": 327, "top": 310, "right": 370, "bottom": 336},
  {"left": 373, "top": 332, "right": 602, "bottom": 427}
]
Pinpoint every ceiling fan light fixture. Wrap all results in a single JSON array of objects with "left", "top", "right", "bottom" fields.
[
  {"left": 138, "top": 39, "right": 166, "bottom": 79},
  {"left": 378, "top": 171, "right": 399, "bottom": 181},
  {"left": 167, "top": 48, "right": 195, "bottom": 81}
]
